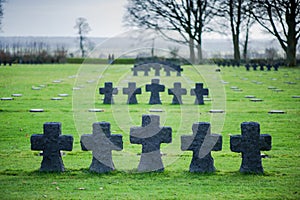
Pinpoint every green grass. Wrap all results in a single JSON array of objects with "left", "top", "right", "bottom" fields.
[{"left": 0, "top": 64, "right": 299, "bottom": 199}]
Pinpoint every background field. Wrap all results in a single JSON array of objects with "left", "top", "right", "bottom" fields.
[{"left": 0, "top": 64, "right": 299, "bottom": 199}]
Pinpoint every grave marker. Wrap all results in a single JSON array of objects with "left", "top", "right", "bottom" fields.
[
  {"left": 130, "top": 115, "right": 172, "bottom": 172},
  {"left": 168, "top": 82, "right": 187, "bottom": 104},
  {"left": 146, "top": 79, "right": 165, "bottom": 104},
  {"left": 123, "top": 82, "right": 142, "bottom": 104},
  {"left": 181, "top": 122, "right": 222, "bottom": 172},
  {"left": 99, "top": 82, "right": 118, "bottom": 104},
  {"left": 230, "top": 122, "right": 272, "bottom": 173},
  {"left": 30, "top": 122, "right": 73, "bottom": 172},
  {"left": 81, "top": 122, "right": 123, "bottom": 173},
  {"left": 190, "top": 83, "right": 209, "bottom": 105}
]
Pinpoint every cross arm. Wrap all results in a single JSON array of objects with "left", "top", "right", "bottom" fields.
[
  {"left": 211, "top": 134, "right": 222, "bottom": 151},
  {"left": 58, "top": 135, "right": 73, "bottom": 151},
  {"left": 30, "top": 134, "right": 44, "bottom": 150},
  {"left": 230, "top": 135, "right": 242, "bottom": 152},
  {"left": 181, "top": 135, "right": 194, "bottom": 151},
  {"left": 80, "top": 134, "right": 93, "bottom": 151},
  {"left": 109, "top": 134, "right": 123, "bottom": 151},
  {"left": 259, "top": 134, "right": 272, "bottom": 151},
  {"left": 160, "top": 127, "right": 172, "bottom": 143}
]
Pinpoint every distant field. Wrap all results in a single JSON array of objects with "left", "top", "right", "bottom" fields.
[{"left": 0, "top": 64, "right": 299, "bottom": 199}]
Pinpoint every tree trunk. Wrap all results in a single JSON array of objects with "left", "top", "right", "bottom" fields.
[
  {"left": 189, "top": 37, "right": 196, "bottom": 64},
  {"left": 232, "top": 34, "right": 240, "bottom": 61},
  {"left": 80, "top": 35, "right": 84, "bottom": 57},
  {"left": 286, "top": 0, "right": 297, "bottom": 67},
  {"left": 196, "top": 43, "right": 202, "bottom": 64}
]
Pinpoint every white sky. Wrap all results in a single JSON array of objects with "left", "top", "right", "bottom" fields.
[
  {"left": 1, "top": 0, "right": 269, "bottom": 39},
  {"left": 2, "top": 0, "right": 128, "bottom": 37}
]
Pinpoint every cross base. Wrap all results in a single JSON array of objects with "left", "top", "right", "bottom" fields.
[
  {"left": 89, "top": 157, "right": 115, "bottom": 173},
  {"left": 189, "top": 154, "right": 216, "bottom": 173},
  {"left": 138, "top": 150, "right": 164, "bottom": 172}
]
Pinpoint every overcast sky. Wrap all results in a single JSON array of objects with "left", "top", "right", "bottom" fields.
[
  {"left": 2, "top": 0, "right": 128, "bottom": 37},
  {"left": 2, "top": 0, "right": 270, "bottom": 39}
]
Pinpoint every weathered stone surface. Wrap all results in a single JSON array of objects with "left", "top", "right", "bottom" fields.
[
  {"left": 168, "top": 82, "right": 187, "bottom": 104},
  {"left": 81, "top": 122, "right": 123, "bottom": 173},
  {"left": 181, "top": 122, "right": 222, "bottom": 173},
  {"left": 146, "top": 79, "right": 165, "bottom": 105},
  {"left": 230, "top": 122, "right": 272, "bottom": 174},
  {"left": 30, "top": 122, "right": 73, "bottom": 172},
  {"left": 123, "top": 82, "right": 142, "bottom": 104},
  {"left": 130, "top": 115, "right": 172, "bottom": 172},
  {"left": 99, "top": 82, "right": 118, "bottom": 104},
  {"left": 190, "top": 83, "right": 209, "bottom": 105}
]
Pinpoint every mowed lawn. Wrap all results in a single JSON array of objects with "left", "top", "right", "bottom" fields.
[{"left": 0, "top": 64, "right": 299, "bottom": 199}]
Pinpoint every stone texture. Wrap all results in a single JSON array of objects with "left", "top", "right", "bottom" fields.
[
  {"left": 181, "top": 122, "right": 222, "bottom": 173},
  {"left": 99, "top": 82, "right": 118, "bottom": 104},
  {"left": 30, "top": 122, "right": 73, "bottom": 172},
  {"left": 123, "top": 82, "right": 142, "bottom": 104},
  {"left": 130, "top": 115, "right": 172, "bottom": 172},
  {"left": 81, "top": 122, "right": 123, "bottom": 173},
  {"left": 230, "top": 122, "right": 272, "bottom": 174},
  {"left": 168, "top": 82, "right": 187, "bottom": 104},
  {"left": 146, "top": 79, "right": 165, "bottom": 105},
  {"left": 190, "top": 83, "right": 209, "bottom": 105}
]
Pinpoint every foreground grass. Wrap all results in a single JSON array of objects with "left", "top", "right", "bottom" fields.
[{"left": 0, "top": 64, "right": 299, "bottom": 199}]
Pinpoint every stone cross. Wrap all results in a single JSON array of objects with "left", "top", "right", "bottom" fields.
[
  {"left": 181, "top": 122, "right": 222, "bottom": 173},
  {"left": 123, "top": 82, "right": 142, "bottom": 104},
  {"left": 168, "top": 82, "right": 187, "bottom": 104},
  {"left": 245, "top": 64, "right": 250, "bottom": 71},
  {"left": 163, "top": 66, "right": 175, "bottom": 76},
  {"left": 230, "top": 122, "right": 272, "bottom": 174},
  {"left": 146, "top": 79, "right": 165, "bottom": 104},
  {"left": 152, "top": 63, "right": 161, "bottom": 76},
  {"left": 252, "top": 63, "right": 258, "bottom": 70},
  {"left": 80, "top": 122, "right": 123, "bottom": 173},
  {"left": 190, "top": 83, "right": 209, "bottom": 105},
  {"left": 30, "top": 122, "right": 73, "bottom": 172},
  {"left": 130, "top": 115, "right": 172, "bottom": 172},
  {"left": 99, "top": 82, "right": 118, "bottom": 104}
]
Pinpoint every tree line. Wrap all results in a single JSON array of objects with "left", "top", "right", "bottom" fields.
[{"left": 125, "top": 0, "right": 299, "bottom": 66}]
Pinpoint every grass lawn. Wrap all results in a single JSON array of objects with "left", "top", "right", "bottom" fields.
[{"left": 0, "top": 63, "right": 299, "bottom": 199}]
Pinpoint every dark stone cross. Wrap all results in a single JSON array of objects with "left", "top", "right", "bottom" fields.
[
  {"left": 259, "top": 63, "right": 264, "bottom": 71},
  {"left": 252, "top": 63, "right": 258, "bottom": 71},
  {"left": 146, "top": 79, "right": 165, "bottom": 104},
  {"left": 230, "top": 122, "right": 272, "bottom": 174},
  {"left": 152, "top": 63, "right": 162, "bottom": 76},
  {"left": 30, "top": 122, "right": 73, "bottom": 172},
  {"left": 181, "top": 122, "right": 222, "bottom": 173},
  {"left": 99, "top": 82, "right": 118, "bottom": 104},
  {"left": 245, "top": 63, "right": 250, "bottom": 71},
  {"left": 190, "top": 83, "right": 209, "bottom": 105},
  {"left": 130, "top": 115, "right": 172, "bottom": 172},
  {"left": 80, "top": 122, "right": 123, "bottom": 173},
  {"left": 123, "top": 82, "right": 142, "bottom": 104},
  {"left": 168, "top": 82, "right": 187, "bottom": 104}
]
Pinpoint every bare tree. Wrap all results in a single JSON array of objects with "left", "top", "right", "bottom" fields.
[
  {"left": 124, "top": 0, "right": 217, "bottom": 63},
  {"left": 74, "top": 17, "right": 91, "bottom": 57},
  {"left": 250, "top": 0, "right": 300, "bottom": 66},
  {"left": 215, "top": 0, "right": 254, "bottom": 62}
]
